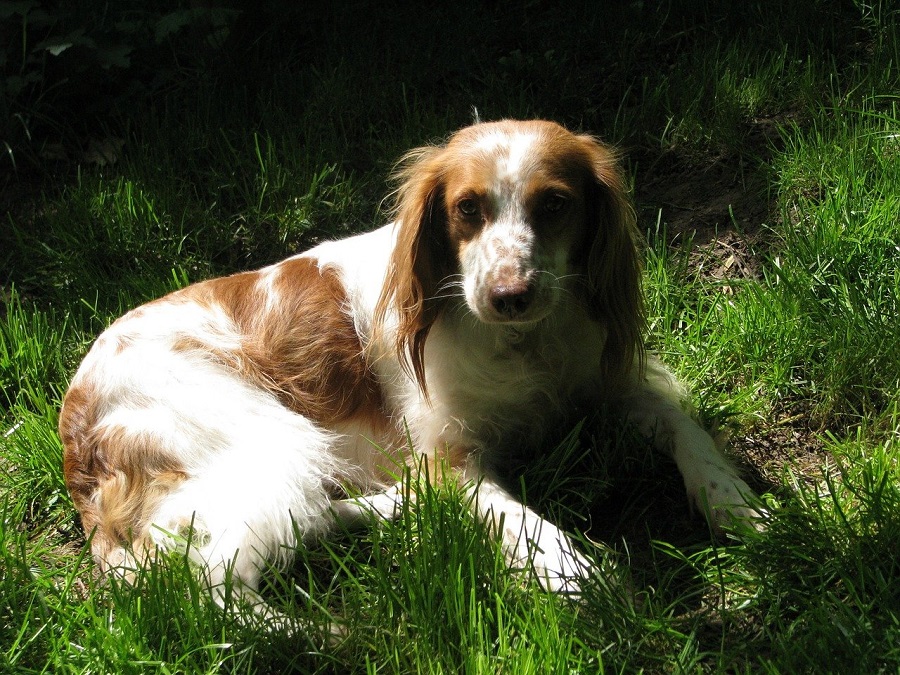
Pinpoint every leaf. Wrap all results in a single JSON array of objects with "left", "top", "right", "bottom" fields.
[
  {"left": 35, "top": 30, "right": 94, "bottom": 56},
  {"left": 45, "top": 42, "right": 72, "bottom": 57}
]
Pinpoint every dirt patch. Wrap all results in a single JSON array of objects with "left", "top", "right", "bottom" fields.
[
  {"left": 733, "top": 401, "right": 830, "bottom": 491},
  {"left": 689, "top": 228, "right": 765, "bottom": 288},
  {"left": 635, "top": 150, "right": 771, "bottom": 244}
]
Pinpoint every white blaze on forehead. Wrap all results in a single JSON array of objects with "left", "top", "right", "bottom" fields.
[
  {"left": 472, "top": 129, "right": 541, "bottom": 186},
  {"left": 472, "top": 129, "right": 542, "bottom": 222}
]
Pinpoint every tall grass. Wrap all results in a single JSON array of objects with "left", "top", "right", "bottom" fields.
[{"left": 2, "top": 0, "right": 900, "bottom": 672}]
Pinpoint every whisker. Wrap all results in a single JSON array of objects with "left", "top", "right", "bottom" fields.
[{"left": 425, "top": 275, "right": 466, "bottom": 304}]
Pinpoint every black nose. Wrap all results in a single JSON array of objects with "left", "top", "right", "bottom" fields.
[{"left": 489, "top": 281, "right": 535, "bottom": 318}]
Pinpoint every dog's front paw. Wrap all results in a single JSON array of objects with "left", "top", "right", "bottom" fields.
[
  {"left": 496, "top": 506, "right": 594, "bottom": 594},
  {"left": 528, "top": 536, "right": 594, "bottom": 594},
  {"left": 685, "top": 470, "right": 767, "bottom": 535}
]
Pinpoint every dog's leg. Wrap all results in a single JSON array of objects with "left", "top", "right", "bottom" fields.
[
  {"left": 467, "top": 477, "right": 593, "bottom": 593},
  {"left": 621, "top": 358, "right": 763, "bottom": 532}
]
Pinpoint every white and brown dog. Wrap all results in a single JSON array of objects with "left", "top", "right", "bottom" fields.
[{"left": 60, "top": 119, "right": 759, "bottom": 612}]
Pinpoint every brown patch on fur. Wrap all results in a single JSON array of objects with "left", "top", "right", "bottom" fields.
[
  {"left": 60, "top": 383, "right": 106, "bottom": 535},
  {"left": 185, "top": 258, "right": 388, "bottom": 429},
  {"left": 186, "top": 269, "right": 268, "bottom": 335}
]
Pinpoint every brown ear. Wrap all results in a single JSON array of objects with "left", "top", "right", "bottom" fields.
[
  {"left": 577, "top": 135, "right": 646, "bottom": 382},
  {"left": 374, "top": 146, "right": 454, "bottom": 396}
]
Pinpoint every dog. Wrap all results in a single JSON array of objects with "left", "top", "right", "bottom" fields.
[{"left": 59, "top": 119, "right": 759, "bottom": 616}]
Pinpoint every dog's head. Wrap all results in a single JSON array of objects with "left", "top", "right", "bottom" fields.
[{"left": 376, "top": 119, "right": 645, "bottom": 392}]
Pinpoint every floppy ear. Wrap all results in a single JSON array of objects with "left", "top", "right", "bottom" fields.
[
  {"left": 577, "top": 135, "right": 646, "bottom": 382},
  {"left": 374, "top": 146, "right": 454, "bottom": 396}
]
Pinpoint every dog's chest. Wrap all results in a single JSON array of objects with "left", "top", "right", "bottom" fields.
[{"left": 425, "top": 318, "right": 604, "bottom": 436}]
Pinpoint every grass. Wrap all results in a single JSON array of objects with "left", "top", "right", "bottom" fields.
[{"left": 3, "top": 0, "right": 900, "bottom": 671}]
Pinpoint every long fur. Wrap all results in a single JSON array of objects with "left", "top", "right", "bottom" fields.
[{"left": 60, "top": 119, "right": 760, "bottom": 615}]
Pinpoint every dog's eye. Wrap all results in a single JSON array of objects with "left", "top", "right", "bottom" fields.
[
  {"left": 543, "top": 194, "right": 567, "bottom": 214},
  {"left": 457, "top": 198, "right": 479, "bottom": 217}
]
